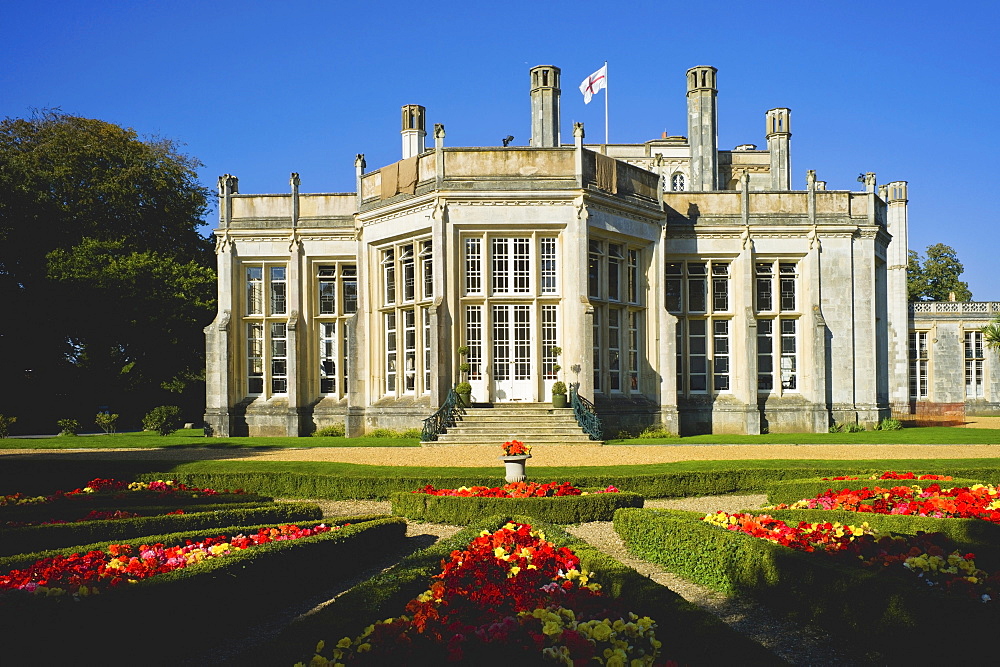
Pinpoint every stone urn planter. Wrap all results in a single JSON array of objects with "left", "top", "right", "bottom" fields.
[{"left": 499, "top": 454, "right": 531, "bottom": 483}]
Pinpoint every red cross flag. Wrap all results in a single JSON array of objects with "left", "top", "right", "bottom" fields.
[{"left": 579, "top": 64, "right": 607, "bottom": 104}]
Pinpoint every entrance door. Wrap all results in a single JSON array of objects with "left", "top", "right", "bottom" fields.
[{"left": 492, "top": 304, "right": 533, "bottom": 402}]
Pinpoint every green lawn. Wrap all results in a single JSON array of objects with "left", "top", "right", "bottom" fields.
[
  {"left": 3, "top": 425, "right": 999, "bottom": 450},
  {"left": 0, "top": 429, "right": 420, "bottom": 449},
  {"left": 608, "top": 426, "right": 1000, "bottom": 445}
]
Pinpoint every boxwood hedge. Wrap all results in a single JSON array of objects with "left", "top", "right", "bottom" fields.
[
  {"left": 389, "top": 490, "right": 644, "bottom": 524},
  {"left": 130, "top": 465, "right": 995, "bottom": 500},
  {"left": 614, "top": 507, "right": 999, "bottom": 663},
  {"left": 253, "top": 514, "right": 783, "bottom": 666},
  {"left": 0, "top": 501, "right": 323, "bottom": 557},
  {"left": 0, "top": 514, "right": 406, "bottom": 663},
  {"left": 765, "top": 476, "right": 987, "bottom": 505}
]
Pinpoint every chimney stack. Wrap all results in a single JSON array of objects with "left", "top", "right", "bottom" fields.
[
  {"left": 529, "top": 65, "right": 561, "bottom": 147},
  {"left": 401, "top": 104, "right": 426, "bottom": 158}
]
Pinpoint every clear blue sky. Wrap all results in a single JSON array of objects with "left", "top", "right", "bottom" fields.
[{"left": 3, "top": 1, "right": 998, "bottom": 298}]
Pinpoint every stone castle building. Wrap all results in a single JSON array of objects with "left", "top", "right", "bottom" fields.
[{"left": 203, "top": 64, "right": 995, "bottom": 438}]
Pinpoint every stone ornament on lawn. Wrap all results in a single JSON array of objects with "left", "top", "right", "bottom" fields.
[{"left": 500, "top": 439, "right": 531, "bottom": 483}]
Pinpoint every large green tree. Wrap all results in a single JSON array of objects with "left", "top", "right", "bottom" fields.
[
  {"left": 0, "top": 110, "right": 215, "bottom": 431},
  {"left": 907, "top": 243, "right": 972, "bottom": 302}
]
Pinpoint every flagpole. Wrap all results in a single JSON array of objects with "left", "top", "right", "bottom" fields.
[{"left": 604, "top": 60, "right": 609, "bottom": 145}]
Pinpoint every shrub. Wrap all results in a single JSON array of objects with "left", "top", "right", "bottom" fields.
[
  {"left": 830, "top": 421, "right": 865, "bottom": 433},
  {"left": 401, "top": 428, "right": 422, "bottom": 438},
  {"left": 56, "top": 419, "right": 80, "bottom": 436},
  {"left": 94, "top": 412, "right": 118, "bottom": 435},
  {"left": 0, "top": 414, "right": 15, "bottom": 438},
  {"left": 876, "top": 418, "right": 903, "bottom": 431},
  {"left": 551, "top": 381, "right": 567, "bottom": 395},
  {"left": 454, "top": 382, "right": 472, "bottom": 394},
  {"left": 313, "top": 423, "right": 346, "bottom": 438},
  {"left": 142, "top": 405, "right": 182, "bottom": 436},
  {"left": 637, "top": 425, "right": 672, "bottom": 439}
]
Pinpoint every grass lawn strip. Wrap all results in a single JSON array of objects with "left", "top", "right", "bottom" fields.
[
  {"left": 257, "top": 514, "right": 783, "bottom": 666},
  {"left": 5, "top": 426, "right": 1000, "bottom": 447}
]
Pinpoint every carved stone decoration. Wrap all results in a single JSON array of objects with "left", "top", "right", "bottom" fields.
[
  {"left": 746, "top": 306, "right": 757, "bottom": 328},
  {"left": 288, "top": 309, "right": 300, "bottom": 330},
  {"left": 354, "top": 154, "right": 366, "bottom": 170},
  {"left": 808, "top": 225, "right": 821, "bottom": 250},
  {"left": 214, "top": 233, "right": 232, "bottom": 254},
  {"left": 806, "top": 169, "right": 816, "bottom": 187},
  {"left": 434, "top": 123, "right": 446, "bottom": 139},
  {"left": 812, "top": 305, "right": 827, "bottom": 327},
  {"left": 290, "top": 172, "right": 300, "bottom": 188},
  {"left": 573, "top": 122, "right": 585, "bottom": 138},
  {"left": 288, "top": 233, "right": 301, "bottom": 253},
  {"left": 740, "top": 225, "right": 754, "bottom": 251},
  {"left": 218, "top": 309, "right": 231, "bottom": 332}
]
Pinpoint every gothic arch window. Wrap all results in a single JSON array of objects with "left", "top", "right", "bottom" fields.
[{"left": 670, "top": 173, "right": 686, "bottom": 192}]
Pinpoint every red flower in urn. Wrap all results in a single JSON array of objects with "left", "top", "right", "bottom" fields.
[{"left": 502, "top": 439, "right": 531, "bottom": 456}]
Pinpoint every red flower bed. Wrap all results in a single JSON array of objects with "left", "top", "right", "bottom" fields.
[
  {"left": 704, "top": 512, "right": 1000, "bottom": 602},
  {"left": 312, "top": 523, "right": 671, "bottom": 665},
  {"left": 1, "top": 478, "right": 244, "bottom": 507},
  {"left": 773, "top": 482, "right": 1000, "bottom": 523},
  {"left": 820, "top": 471, "right": 954, "bottom": 482},
  {"left": 0, "top": 523, "right": 335, "bottom": 598},
  {"left": 414, "top": 482, "right": 619, "bottom": 498}
]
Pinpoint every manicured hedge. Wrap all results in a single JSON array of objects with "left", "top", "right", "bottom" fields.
[
  {"left": 765, "top": 476, "right": 987, "bottom": 506},
  {"left": 614, "top": 507, "right": 999, "bottom": 663},
  {"left": 0, "top": 501, "right": 323, "bottom": 557},
  {"left": 0, "top": 514, "right": 406, "bottom": 663},
  {"left": 131, "top": 466, "right": 996, "bottom": 500},
  {"left": 253, "top": 514, "right": 782, "bottom": 666},
  {"left": 390, "top": 490, "right": 644, "bottom": 524},
  {"left": 0, "top": 491, "right": 271, "bottom": 525}
]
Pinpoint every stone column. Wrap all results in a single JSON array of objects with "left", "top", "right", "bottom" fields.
[
  {"left": 885, "top": 181, "right": 910, "bottom": 407},
  {"left": 529, "top": 65, "right": 561, "bottom": 148},
  {"left": 285, "top": 173, "right": 304, "bottom": 436},
  {"left": 686, "top": 66, "right": 718, "bottom": 191},
  {"left": 205, "top": 175, "right": 239, "bottom": 437},
  {"left": 765, "top": 109, "right": 792, "bottom": 191}
]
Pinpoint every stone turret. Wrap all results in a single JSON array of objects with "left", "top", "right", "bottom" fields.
[
  {"left": 530, "top": 65, "right": 561, "bottom": 148},
  {"left": 686, "top": 66, "right": 718, "bottom": 191},
  {"left": 765, "top": 108, "right": 791, "bottom": 190},
  {"left": 401, "top": 104, "right": 426, "bottom": 159}
]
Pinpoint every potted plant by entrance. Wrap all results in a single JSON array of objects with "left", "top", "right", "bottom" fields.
[
  {"left": 455, "top": 381, "right": 472, "bottom": 407},
  {"left": 500, "top": 439, "right": 532, "bottom": 483},
  {"left": 551, "top": 381, "right": 568, "bottom": 408}
]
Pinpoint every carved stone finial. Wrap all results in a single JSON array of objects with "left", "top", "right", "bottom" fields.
[
  {"left": 434, "top": 123, "right": 446, "bottom": 139},
  {"left": 217, "top": 174, "right": 238, "bottom": 195},
  {"left": 806, "top": 169, "right": 816, "bottom": 185},
  {"left": 573, "top": 121, "right": 585, "bottom": 138},
  {"left": 290, "top": 172, "right": 300, "bottom": 188},
  {"left": 864, "top": 172, "right": 877, "bottom": 192}
]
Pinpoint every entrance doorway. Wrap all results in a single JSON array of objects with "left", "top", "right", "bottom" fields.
[{"left": 492, "top": 304, "right": 533, "bottom": 401}]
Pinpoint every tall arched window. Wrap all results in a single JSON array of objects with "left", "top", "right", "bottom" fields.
[{"left": 671, "top": 173, "right": 686, "bottom": 192}]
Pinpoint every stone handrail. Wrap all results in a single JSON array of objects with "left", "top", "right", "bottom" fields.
[{"left": 909, "top": 302, "right": 1000, "bottom": 316}]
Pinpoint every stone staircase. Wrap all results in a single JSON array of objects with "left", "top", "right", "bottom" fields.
[{"left": 424, "top": 402, "right": 602, "bottom": 447}]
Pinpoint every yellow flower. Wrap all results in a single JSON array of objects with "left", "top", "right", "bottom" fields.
[
  {"left": 542, "top": 620, "right": 563, "bottom": 636},
  {"left": 590, "top": 621, "right": 612, "bottom": 641},
  {"left": 509, "top": 566, "right": 521, "bottom": 577},
  {"left": 336, "top": 637, "right": 352, "bottom": 649}
]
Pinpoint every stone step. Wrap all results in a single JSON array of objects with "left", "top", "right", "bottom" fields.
[
  {"left": 433, "top": 434, "right": 596, "bottom": 444},
  {"left": 424, "top": 439, "right": 602, "bottom": 447},
  {"left": 448, "top": 424, "right": 580, "bottom": 440}
]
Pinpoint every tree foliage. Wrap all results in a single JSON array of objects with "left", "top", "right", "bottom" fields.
[
  {"left": 907, "top": 243, "right": 972, "bottom": 302},
  {"left": 0, "top": 110, "right": 215, "bottom": 431}
]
